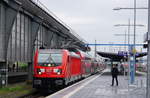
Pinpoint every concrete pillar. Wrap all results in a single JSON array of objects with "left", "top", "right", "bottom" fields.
[{"left": 0, "top": 1, "right": 6, "bottom": 62}]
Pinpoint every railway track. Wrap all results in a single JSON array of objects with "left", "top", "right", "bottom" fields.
[
  {"left": 23, "top": 94, "right": 45, "bottom": 98},
  {"left": 22, "top": 72, "right": 102, "bottom": 98},
  {"left": 21, "top": 87, "right": 64, "bottom": 98},
  {"left": 21, "top": 91, "right": 48, "bottom": 98}
]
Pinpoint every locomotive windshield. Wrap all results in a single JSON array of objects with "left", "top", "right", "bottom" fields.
[{"left": 38, "top": 53, "right": 62, "bottom": 67}]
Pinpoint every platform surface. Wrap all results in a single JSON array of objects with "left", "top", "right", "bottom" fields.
[{"left": 46, "top": 69, "right": 146, "bottom": 98}]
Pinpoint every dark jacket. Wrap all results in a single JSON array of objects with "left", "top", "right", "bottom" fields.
[{"left": 111, "top": 67, "right": 119, "bottom": 77}]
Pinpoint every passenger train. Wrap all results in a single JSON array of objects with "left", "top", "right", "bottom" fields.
[{"left": 33, "top": 49, "right": 105, "bottom": 90}]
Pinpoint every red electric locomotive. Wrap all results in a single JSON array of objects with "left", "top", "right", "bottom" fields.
[{"left": 33, "top": 49, "right": 82, "bottom": 89}]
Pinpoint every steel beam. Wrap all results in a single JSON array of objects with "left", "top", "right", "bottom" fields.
[
  {"left": 27, "top": 21, "right": 40, "bottom": 81},
  {"left": 5, "top": 4, "right": 21, "bottom": 61}
]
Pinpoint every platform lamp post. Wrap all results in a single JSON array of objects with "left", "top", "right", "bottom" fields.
[
  {"left": 114, "top": 23, "right": 144, "bottom": 84},
  {"left": 147, "top": 0, "right": 150, "bottom": 98},
  {"left": 113, "top": 0, "right": 148, "bottom": 83}
]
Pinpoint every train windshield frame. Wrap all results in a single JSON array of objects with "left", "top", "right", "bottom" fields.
[{"left": 38, "top": 53, "right": 62, "bottom": 67}]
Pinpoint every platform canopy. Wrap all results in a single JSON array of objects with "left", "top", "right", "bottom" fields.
[{"left": 97, "top": 51, "right": 147, "bottom": 62}]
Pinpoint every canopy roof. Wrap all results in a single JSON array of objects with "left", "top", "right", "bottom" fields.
[{"left": 97, "top": 51, "right": 147, "bottom": 62}]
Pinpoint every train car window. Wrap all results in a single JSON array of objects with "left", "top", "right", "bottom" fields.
[{"left": 38, "top": 53, "right": 62, "bottom": 66}]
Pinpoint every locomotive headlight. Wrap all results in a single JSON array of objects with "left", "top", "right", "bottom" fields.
[
  {"left": 37, "top": 68, "right": 45, "bottom": 75},
  {"left": 39, "top": 72, "right": 42, "bottom": 75},
  {"left": 53, "top": 69, "right": 62, "bottom": 75},
  {"left": 48, "top": 64, "right": 51, "bottom": 67}
]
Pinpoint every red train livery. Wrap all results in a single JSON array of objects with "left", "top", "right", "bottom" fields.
[{"left": 33, "top": 49, "right": 104, "bottom": 89}]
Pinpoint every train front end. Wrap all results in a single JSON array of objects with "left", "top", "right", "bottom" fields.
[{"left": 33, "top": 49, "right": 67, "bottom": 89}]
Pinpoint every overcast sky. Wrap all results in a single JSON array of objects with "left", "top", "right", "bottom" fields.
[{"left": 39, "top": 0, "right": 148, "bottom": 53}]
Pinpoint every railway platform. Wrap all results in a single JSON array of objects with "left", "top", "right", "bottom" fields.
[{"left": 46, "top": 69, "right": 146, "bottom": 98}]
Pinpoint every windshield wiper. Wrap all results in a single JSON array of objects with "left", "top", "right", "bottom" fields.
[
  {"left": 49, "top": 54, "right": 57, "bottom": 66},
  {"left": 41, "top": 54, "right": 57, "bottom": 66}
]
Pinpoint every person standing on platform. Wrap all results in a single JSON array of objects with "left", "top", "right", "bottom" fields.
[{"left": 111, "top": 64, "right": 119, "bottom": 86}]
